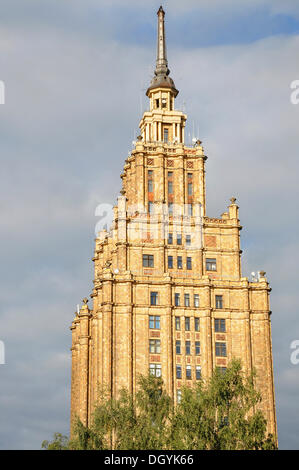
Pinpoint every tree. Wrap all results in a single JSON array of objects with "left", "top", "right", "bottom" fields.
[
  {"left": 43, "top": 359, "right": 277, "bottom": 450},
  {"left": 169, "top": 359, "right": 277, "bottom": 450}
]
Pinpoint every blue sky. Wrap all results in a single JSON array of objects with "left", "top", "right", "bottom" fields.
[{"left": 0, "top": 0, "right": 299, "bottom": 449}]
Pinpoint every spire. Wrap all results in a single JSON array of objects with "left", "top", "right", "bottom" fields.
[{"left": 146, "top": 6, "right": 178, "bottom": 97}]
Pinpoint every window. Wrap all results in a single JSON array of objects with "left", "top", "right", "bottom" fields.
[
  {"left": 168, "top": 203, "right": 173, "bottom": 215},
  {"left": 185, "top": 317, "right": 190, "bottom": 331},
  {"left": 162, "top": 98, "right": 167, "bottom": 109},
  {"left": 176, "top": 365, "right": 182, "bottom": 379},
  {"left": 184, "top": 294, "right": 190, "bottom": 307},
  {"left": 195, "top": 317, "right": 200, "bottom": 332},
  {"left": 194, "top": 295, "right": 200, "bottom": 308},
  {"left": 187, "top": 257, "right": 192, "bottom": 270},
  {"left": 206, "top": 258, "right": 217, "bottom": 271},
  {"left": 176, "top": 340, "right": 181, "bottom": 355},
  {"left": 177, "top": 233, "right": 182, "bottom": 245},
  {"left": 155, "top": 99, "right": 160, "bottom": 109},
  {"left": 148, "top": 170, "right": 153, "bottom": 192},
  {"left": 175, "top": 316, "right": 180, "bottom": 330},
  {"left": 188, "top": 182, "right": 193, "bottom": 196},
  {"left": 143, "top": 254, "right": 154, "bottom": 268},
  {"left": 177, "top": 389, "right": 182, "bottom": 403},
  {"left": 148, "top": 201, "right": 154, "bottom": 214},
  {"left": 195, "top": 341, "right": 200, "bottom": 355},
  {"left": 185, "top": 341, "right": 191, "bottom": 355},
  {"left": 215, "top": 342, "right": 227, "bottom": 357},
  {"left": 168, "top": 233, "right": 173, "bottom": 244},
  {"left": 175, "top": 293, "right": 180, "bottom": 307},
  {"left": 186, "top": 365, "right": 192, "bottom": 379},
  {"left": 168, "top": 181, "right": 173, "bottom": 194},
  {"left": 149, "top": 315, "right": 160, "bottom": 329},
  {"left": 186, "top": 234, "right": 191, "bottom": 246},
  {"left": 215, "top": 295, "right": 223, "bottom": 309},
  {"left": 177, "top": 256, "right": 183, "bottom": 269},
  {"left": 188, "top": 203, "right": 193, "bottom": 216},
  {"left": 150, "top": 292, "right": 158, "bottom": 306},
  {"left": 196, "top": 366, "right": 201, "bottom": 380},
  {"left": 168, "top": 171, "right": 173, "bottom": 178},
  {"left": 164, "top": 128, "right": 169, "bottom": 143},
  {"left": 217, "top": 367, "right": 227, "bottom": 375},
  {"left": 150, "top": 363, "right": 161, "bottom": 377},
  {"left": 168, "top": 255, "right": 173, "bottom": 269},
  {"left": 149, "top": 339, "right": 161, "bottom": 354},
  {"left": 187, "top": 172, "right": 193, "bottom": 179},
  {"left": 215, "top": 319, "right": 226, "bottom": 332}
]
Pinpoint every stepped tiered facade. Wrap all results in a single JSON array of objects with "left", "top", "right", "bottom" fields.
[{"left": 70, "top": 7, "right": 277, "bottom": 437}]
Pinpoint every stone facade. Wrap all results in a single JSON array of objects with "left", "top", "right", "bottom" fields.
[{"left": 70, "top": 7, "right": 277, "bottom": 439}]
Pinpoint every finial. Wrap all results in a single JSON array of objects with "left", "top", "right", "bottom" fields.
[
  {"left": 259, "top": 270, "right": 266, "bottom": 277},
  {"left": 146, "top": 7, "right": 178, "bottom": 97},
  {"left": 82, "top": 297, "right": 89, "bottom": 305},
  {"left": 230, "top": 197, "right": 237, "bottom": 204}
]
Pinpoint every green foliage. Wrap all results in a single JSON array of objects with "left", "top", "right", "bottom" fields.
[
  {"left": 42, "top": 433, "right": 69, "bottom": 450},
  {"left": 43, "top": 360, "right": 277, "bottom": 450}
]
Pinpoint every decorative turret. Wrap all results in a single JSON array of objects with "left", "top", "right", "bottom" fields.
[{"left": 140, "top": 6, "right": 186, "bottom": 143}]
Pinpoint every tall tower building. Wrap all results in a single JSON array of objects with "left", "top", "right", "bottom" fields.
[{"left": 70, "top": 7, "right": 276, "bottom": 437}]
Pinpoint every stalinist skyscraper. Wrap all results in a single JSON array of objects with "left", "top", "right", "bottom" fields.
[{"left": 70, "top": 7, "right": 276, "bottom": 436}]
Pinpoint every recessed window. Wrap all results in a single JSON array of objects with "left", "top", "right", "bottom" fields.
[
  {"left": 168, "top": 233, "right": 173, "bottom": 244},
  {"left": 187, "top": 257, "right": 192, "bottom": 270},
  {"left": 177, "top": 256, "right": 183, "bottom": 269},
  {"left": 177, "top": 389, "right": 182, "bottom": 403},
  {"left": 148, "top": 201, "right": 154, "bottom": 214},
  {"left": 150, "top": 363, "right": 161, "bottom": 377},
  {"left": 149, "top": 339, "right": 161, "bottom": 354},
  {"left": 215, "top": 342, "right": 227, "bottom": 357},
  {"left": 185, "top": 317, "right": 190, "bottom": 331},
  {"left": 195, "top": 341, "right": 200, "bottom": 356},
  {"left": 149, "top": 315, "right": 160, "bottom": 329},
  {"left": 195, "top": 317, "right": 200, "bottom": 332},
  {"left": 206, "top": 258, "right": 217, "bottom": 271},
  {"left": 176, "top": 340, "right": 181, "bottom": 355},
  {"left": 177, "top": 233, "right": 182, "bottom": 245},
  {"left": 186, "top": 365, "right": 192, "bottom": 379},
  {"left": 188, "top": 204, "right": 193, "bottom": 216},
  {"left": 184, "top": 294, "right": 190, "bottom": 307},
  {"left": 185, "top": 341, "right": 191, "bottom": 355},
  {"left": 188, "top": 182, "right": 193, "bottom": 196},
  {"left": 155, "top": 99, "right": 159, "bottom": 109},
  {"left": 176, "top": 365, "right": 182, "bottom": 379},
  {"left": 164, "top": 128, "right": 169, "bottom": 143},
  {"left": 217, "top": 367, "right": 227, "bottom": 375},
  {"left": 186, "top": 234, "right": 191, "bottom": 246},
  {"left": 162, "top": 98, "right": 167, "bottom": 109},
  {"left": 148, "top": 179, "right": 153, "bottom": 192},
  {"left": 215, "top": 295, "right": 223, "bottom": 309},
  {"left": 215, "top": 319, "right": 226, "bottom": 332},
  {"left": 168, "top": 255, "right": 173, "bottom": 269},
  {"left": 194, "top": 295, "right": 199, "bottom": 308},
  {"left": 150, "top": 292, "right": 158, "bottom": 306},
  {"left": 143, "top": 254, "right": 154, "bottom": 267},
  {"left": 175, "top": 316, "right": 181, "bottom": 330},
  {"left": 175, "top": 293, "right": 180, "bottom": 307},
  {"left": 168, "top": 202, "right": 173, "bottom": 215},
  {"left": 168, "top": 181, "right": 173, "bottom": 194},
  {"left": 196, "top": 366, "right": 201, "bottom": 380}
]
